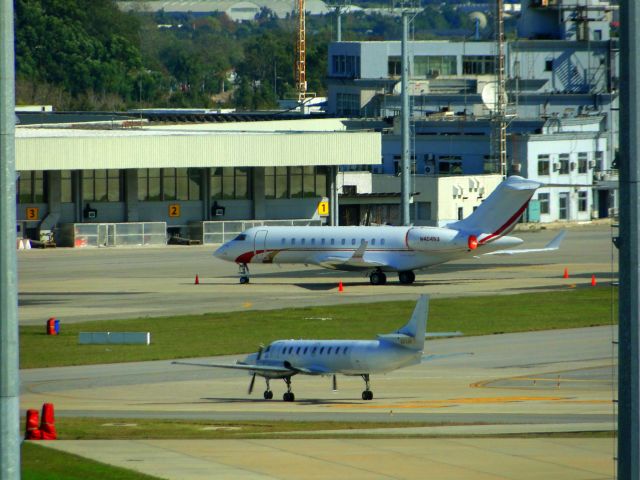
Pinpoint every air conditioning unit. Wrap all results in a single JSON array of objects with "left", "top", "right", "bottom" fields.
[{"left": 425, "top": 165, "right": 434, "bottom": 175}]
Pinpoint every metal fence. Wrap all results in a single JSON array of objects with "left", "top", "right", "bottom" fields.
[
  {"left": 59, "top": 222, "right": 167, "bottom": 247},
  {"left": 190, "top": 219, "right": 323, "bottom": 245}
]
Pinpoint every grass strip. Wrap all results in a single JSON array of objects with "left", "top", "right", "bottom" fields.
[
  {"left": 21, "top": 286, "right": 617, "bottom": 369},
  {"left": 22, "top": 442, "right": 161, "bottom": 480}
]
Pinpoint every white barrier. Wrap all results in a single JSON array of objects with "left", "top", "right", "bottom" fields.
[{"left": 78, "top": 332, "right": 151, "bottom": 345}]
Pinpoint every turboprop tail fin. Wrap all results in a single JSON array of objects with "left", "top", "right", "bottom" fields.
[
  {"left": 378, "top": 295, "right": 429, "bottom": 351},
  {"left": 448, "top": 176, "right": 541, "bottom": 243}
]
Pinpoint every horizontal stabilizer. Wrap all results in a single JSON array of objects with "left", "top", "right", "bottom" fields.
[
  {"left": 482, "top": 230, "right": 566, "bottom": 256},
  {"left": 425, "top": 331, "right": 463, "bottom": 338},
  {"left": 172, "top": 360, "right": 294, "bottom": 374},
  {"left": 422, "top": 352, "right": 474, "bottom": 361}
]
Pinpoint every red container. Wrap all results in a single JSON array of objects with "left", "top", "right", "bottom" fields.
[
  {"left": 39, "top": 403, "right": 57, "bottom": 440},
  {"left": 25, "top": 409, "right": 41, "bottom": 440}
]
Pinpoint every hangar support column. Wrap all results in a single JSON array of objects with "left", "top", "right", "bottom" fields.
[
  {"left": 252, "top": 168, "right": 266, "bottom": 220},
  {"left": 125, "top": 169, "right": 139, "bottom": 222},
  {"left": 40, "top": 170, "right": 61, "bottom": 234}
]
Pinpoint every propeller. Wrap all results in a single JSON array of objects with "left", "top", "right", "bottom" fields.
[
  {"left": 332, "top": 374, "right": 338, "bottom": 392},
  {"left": 247, "top": 345, "right": 264, "bottom": 395}
]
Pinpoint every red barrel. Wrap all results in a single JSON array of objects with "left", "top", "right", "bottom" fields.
[
  {"left": 46, "top": 318, "right": 57, "bottom": 336},
  {"left": 39, "top": 403, "right": 57, "bottom": 440},
  {"left": 25, "top": 409, "right": 41, "bottom": 440}
]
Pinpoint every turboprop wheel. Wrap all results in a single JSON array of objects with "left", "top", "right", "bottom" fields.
[
  {"left": 398, "top": 271, "right": 416, "bottom": 284},
  {"left": 239, "top": 276, "right": 250, "bottom": 284},
  {"left": 264, "top": 390, "right": 273, "bottom": 400},
  {"left": 283, "top": 392, "right": 295, "bottom": 402},
  {"left": 361, "top": 390, "right": 373, "bottom": 401},
  {"left": 370, "top": 271, "right": 387, "bottom": 285}
]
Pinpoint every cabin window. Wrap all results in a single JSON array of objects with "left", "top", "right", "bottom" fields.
[
  {"left": 281, "top": 238, "right": 286, "bottom": 245},
  {"left": 312, "top": 347, "right": 317, "bottom": 354},
  {"left": 327, "top": 347, "right": 332, "bottom": 354},
  {"left": 371, "top": 239, "right": 376, "bottom": 246},
  {"left": 301, "top": 238, "right": 305, "bottom": 245},
  {"left": 291, "top": 238, "right": 295, "bottom": 245},
  {"left": 303, "top": 347, "right": 308, "bottom": 354},
  {"left": 288, "top": 347, "right": 293, "bottom": 354},
  {"left": 311, "top": 238, "right": 316, "bottom": 245},
  {"left": 361, "top": 239, "right": 366, "bottom": 245},
  {"left": 330, "top": 239, "right": 335, "bottom": 245},
  {"left": 381, "top": 239, "right": 385, "bottom": 245},
  {"left": 296, "top": 347, "right": 301, "bottom": 354},
  {"left": 319, "top": 347, "right": 325, "bottom": 354},
  {"left": 341, "top": 239, "right": 346, "bottom": 245},
  {"left": 321, "top": 238, "right": 326, "bottom": 245},
  {"left": 351, "top": 238, "right": 356, "bottom": 245}
]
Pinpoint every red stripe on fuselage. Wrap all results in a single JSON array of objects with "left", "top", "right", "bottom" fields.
[{"left": 235, "top": 250, "right": 264, "bottom": 264}]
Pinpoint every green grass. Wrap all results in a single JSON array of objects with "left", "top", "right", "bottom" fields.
[
  {"left": 20, "top": 286, "right": 618, "bottom": 369},
  {"left": 22, "top": 442, "right": 161, "bottom": 480}
]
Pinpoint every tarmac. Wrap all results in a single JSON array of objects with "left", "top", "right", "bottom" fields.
[{"left": 18, "top": 222, "right": 619, "bottom": 478}]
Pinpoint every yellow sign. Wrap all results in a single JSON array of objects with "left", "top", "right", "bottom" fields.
[
  {"left": 168, "top": 204, "right": 181, "bottom": 217},
  {"left": 26, "top": 207, "right": 39, "bottom": 221},
  {"left": 317, "top": 201, "right": 329, "bottom": 216}
]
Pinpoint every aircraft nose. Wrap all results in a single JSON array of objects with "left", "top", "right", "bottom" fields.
[{"left": 213, "top": 243, "right": 229, "bottom": 259}]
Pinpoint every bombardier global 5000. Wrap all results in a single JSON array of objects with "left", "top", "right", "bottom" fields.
[
  {"left": 214, "top": 176, "right": 565, "bottom": 285},
  {"left": 174, "top": 295, "right": 431, "bottom": 401}
]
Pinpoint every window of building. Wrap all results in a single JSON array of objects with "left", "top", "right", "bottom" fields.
[
  {"left": 265, "top": 167, "right": 288, "bottom": 199},
  {"left": 438, "top": 155, "right": 463, "bottom": 175},
  {"left": 558, "top": 154, "right": 570, "bottom": 174},
  {"left": 462, "top": 55, "right": 495, "bottom": 75},
  {"left": 578, "top": 153, "right": 588, "bottom": 174},
  {"left": 83, "top": 170, "right": 121, "bottom": 202},
  {"left": 388, "top": 58, "right": 401, "bottom": 76},
  {"left": 336, "top": 93, "right": 360, "bottom": 116},
  {"left": 332, "top": 54, "right": 360, "bottom": 78},
  {"left": 210, "top": 167, "right": 250, "bottom": 200},
  {"left": 17, "top": 171, "right": 46, "bottom": 203},
  {"left": 138, "top": 168, "right": 200, "bottom": 201},
  {"left": 287, "top": 166, "right": 327, "bottom": 198},
  {"left": 558, "top": 192, "right": 569, "bottom": 219},
  {"left": 578, "top": 190, "right": 588, "bottom": 212},
  {"left": 538, "top": 193, "right": 550, "bottom": 214},
  {"left": 545, "top": 59, "right": 554, "bottom": 71},
  {"left": 61, "top": 171, "right": 72, "bottom": 203},
  {"left": 537, "top": 155, "right": 550, "bottom": 175},
  {"left": 595, "top": 151, "right": 604, "bottom": 171}
]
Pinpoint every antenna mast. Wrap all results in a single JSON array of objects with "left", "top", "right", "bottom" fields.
[{"left": 490, "top": 0, "right": 508, "bottom": 177}]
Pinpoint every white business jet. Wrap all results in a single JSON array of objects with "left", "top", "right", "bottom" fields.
[
  {"left": 174, "top": 295, "right": 431, "bottom": 401},
  {"left": 214, "top": 176, "right": 565, "bottom": 285}
]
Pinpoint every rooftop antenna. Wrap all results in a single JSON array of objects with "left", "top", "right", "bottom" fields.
[{"left": 489, "top": 0, "right": 508, "bottom": 178}]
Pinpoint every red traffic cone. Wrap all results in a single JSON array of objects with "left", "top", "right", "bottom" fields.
[
  {"left": 39, "top": 403, "right": 57, "bottom": 440},
  {"left": 591, "top": 274, "right": 597, "bottom": 287},
  {"left": 25, "top": 409, "right": 42, "bottom": 440},
  {"left": 563, "top": 267, "right": 569, "bottom": 279},
  {"left": 338, "top": 281, "right": 344, "bottom": 292},
  {"left": 194, "top": 274, "right": 200, "bottom": 285}
]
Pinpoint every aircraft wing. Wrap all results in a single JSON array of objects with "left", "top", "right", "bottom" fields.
[
  {"left": 314, "top": 240, "right": 388, "bottom": 270},
  {"left": 283, "top": 361, "right": 332, "bottom": 375},
  {"left": 481, "top": 230, "right": 566, "bottom": 256},
  {"left": 172, "top": 360, "right": 294, "bottom": 374}
]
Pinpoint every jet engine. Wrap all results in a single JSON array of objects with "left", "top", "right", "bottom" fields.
[{"left": 406, "top": 227, "right": 478, "bottom": 252}]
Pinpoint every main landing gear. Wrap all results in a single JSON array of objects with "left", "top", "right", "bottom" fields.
[
  {"left": 263, "top": 379, "right": 273, "bottom": 400},
  {"left": 238, "top": 263, "right": 250, "bottom": 284},
  {"left": 282, "top": 377, "right": 295, "bottom": 402},
  {"left": 398, "top": 270, "right": 416, "bottom": 285},
  {"left": 361, "top": 374, "right": 373, "bottom": 400},
  {"left": 369, "top": 268, "right": 387, "bottom": 285}
]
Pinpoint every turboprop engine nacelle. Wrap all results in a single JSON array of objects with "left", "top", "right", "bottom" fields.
[{"left": 406, "top": 227, "right": 478, "bottom": 252}]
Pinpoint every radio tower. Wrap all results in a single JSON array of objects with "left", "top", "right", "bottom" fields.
[
  {"left": 490, "top": 0, "right": 508, "bottom": 177},
  {"left": 295, "top": 0, "right": 307, "bottom": 105}
]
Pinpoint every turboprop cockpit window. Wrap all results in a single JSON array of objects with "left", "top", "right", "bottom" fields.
[{"left": 234, "top": 234, "right": 247, "bottom": 241}]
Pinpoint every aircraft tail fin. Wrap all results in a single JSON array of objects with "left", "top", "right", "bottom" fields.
[
  {"left": 378, "top": 295, "right": 429, "bottom": 351},
  {"left": 448, "top": 176, "right": 541, "bottom": 243}
]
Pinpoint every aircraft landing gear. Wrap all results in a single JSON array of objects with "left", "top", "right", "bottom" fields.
[
  {"left": 361, "top": 374, "right": 373, "bottom": 400},
  {"left": 369, "top": 269, "right": 387, "bottom": 286},
  {"left": 398, "top": 270, "right": 416, "bottom": 285},
  {"left": 263, "top": 379, "right": 273, "bottom": 400},
  {"left": 238, "top": 263, "right": 250, "bottom": 284},
  {"left": 282, "top": 377, "right": 295, "bottom": 402}
]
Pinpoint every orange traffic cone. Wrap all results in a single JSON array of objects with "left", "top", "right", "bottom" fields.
[
  {"left": 194, "top": 274, "right": 200, "bottom": 285},
  {"left": 24, "top": 409, "right": 41, "bottom": 440},
  {"left": 591, "top": 274, "right": 597, "bottom": 287},
  {"left": 39, "top": 403, "right": 57, "bottom": 440},
  {"left": 563, "top": 267, "right": 569, "bottom": 279},
  {"left": 338, "top": 281, "right": 344, "bottom": 292}
]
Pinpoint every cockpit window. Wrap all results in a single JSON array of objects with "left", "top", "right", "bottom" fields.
[{"left": 234, "top": 234, "right": 247, "bottom": 241}]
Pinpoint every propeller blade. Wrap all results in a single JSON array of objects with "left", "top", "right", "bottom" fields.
[
  {"left": 248, "top": 373, "right": 256, "bottom": 394},
  {"left": 332, "top": 374, "right": 337, "bottom": 392}
]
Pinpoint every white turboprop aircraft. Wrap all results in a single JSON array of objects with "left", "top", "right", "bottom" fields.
[
  {"left": 174, "top": 295, "right": 431, "bottom": 401},
  {"left": 214, "top": 176, "right": 565, "bottom": 285}
]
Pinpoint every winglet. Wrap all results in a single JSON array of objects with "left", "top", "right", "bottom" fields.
[
  {"left": 352, "top": 240, "right": 368, "bottom": 260},
  {"left": 544, "top": 230, "right": 566, "bottom": 250}
]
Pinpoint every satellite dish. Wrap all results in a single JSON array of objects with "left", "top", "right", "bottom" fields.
[
  {"left": 481, "top": 82, "right": 508, "bottom": 112},
  {"left": 468, "top": 11, "right": 488, "bottom": 30}
]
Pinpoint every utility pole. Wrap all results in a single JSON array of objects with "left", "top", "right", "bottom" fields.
[
  {"left": 618, "top": 0, "right": 640, "bottom": 477},
  {"left": 0, "top": 0, "right": 20, "bottom": 477},
  {"left": 295, "top": 0, "right": 307, "bottom": 105},
  {"left": 400, "top": 11, "right": 411, "bottom": 226},
  {"left": 490, "top": 0, "right": 507, "bottom": 177}
]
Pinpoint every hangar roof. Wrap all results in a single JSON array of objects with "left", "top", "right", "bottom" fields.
[{"left": 16, "top": 126, "right": 381, "bottom": 171}]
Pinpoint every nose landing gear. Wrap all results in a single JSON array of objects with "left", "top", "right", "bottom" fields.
[
  {"left": 361, "top": 374, "right": 373, "bottom": 400},
  {"left": 238, "top": 263, "right": 250, "bottom": 284}
]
